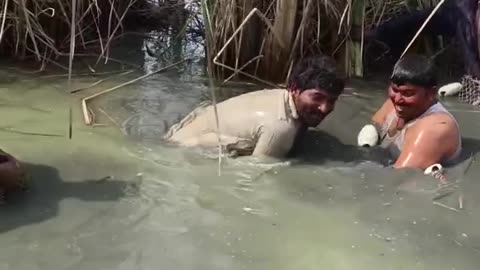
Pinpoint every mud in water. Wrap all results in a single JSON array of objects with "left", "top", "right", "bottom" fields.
[{"left": 1, "top": 32, "right": 480, "bottom": 270}]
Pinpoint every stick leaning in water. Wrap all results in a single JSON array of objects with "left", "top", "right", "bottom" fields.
[
  {"left": 399, "top": 0, "right": 446, "bottom": 59},
  {"left": 207, "top": 72, "right": 222, "bottom": 176},
  {"left": 68, "top": 0, "right": 77, "bottom": 139},
  {"left": 81, "top": 59, "right": 188, "bottom": 125}
]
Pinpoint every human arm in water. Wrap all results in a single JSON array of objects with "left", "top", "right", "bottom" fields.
[
  {"left": 357, "top": 98, "right": 393, "bottom": 147},
  {"left": 371, "top": 98, "right": 394, "bottom": 130},
  {"left": 392, "top": 113, "right": 459, "bottom": 170},
  {"left": 366, "top": 100, "right": 451, "bottom": 182},
  {"left": 252, "top": 122, "right": 299, "bottom": 158}
]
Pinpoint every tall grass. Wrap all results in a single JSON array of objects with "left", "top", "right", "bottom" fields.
[
  {"left": 202, "top": 0, "right": 444, "bottom": 83},
  {"left": 0, "top": 0, "right": 140, "bottom": 70},
  {"left": 0, "top": 0, "right": 445, "bottom": 81}
]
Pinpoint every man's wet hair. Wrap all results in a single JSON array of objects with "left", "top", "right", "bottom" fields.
[
  {"left": 390, "top": 54, "right": 437, "bottom": 89},
  {"left": 287, "top": 55, "right": 345, "bottom": 96}
]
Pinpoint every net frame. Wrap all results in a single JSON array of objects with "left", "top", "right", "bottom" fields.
[{"left": 459, "top": 75, "right": 480, "bottom": 106}]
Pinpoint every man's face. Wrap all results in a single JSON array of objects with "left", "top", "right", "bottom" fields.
[
  {"left": 292, "top": 88, "right": 338, "bottom": 127},
  {"left": 388, "top": 82, "right": 435, "bottom": 121}
]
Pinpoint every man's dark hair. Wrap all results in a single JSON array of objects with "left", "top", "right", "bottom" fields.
[
  {"left": 287, "top": 55, "right": 345, "bottom": 96},
  {"left": 390, "top": 54, "right": 437, "bottom": 88}
]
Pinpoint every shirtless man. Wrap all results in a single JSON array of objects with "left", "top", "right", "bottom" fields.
[
  {"left": 359, "top": 54, "right": 462, "bottom": 172},
  {"left": 163, "top": 55, "right": 345, "bottom": 158},
  {"left": 0, "top": 150, "right": 26, "bottom": 202}
]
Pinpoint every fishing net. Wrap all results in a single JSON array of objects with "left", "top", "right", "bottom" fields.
[{"left": 459, "top": 75, "right": 480, "bottom": 106}]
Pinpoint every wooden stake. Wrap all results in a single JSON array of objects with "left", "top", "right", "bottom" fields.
[{"left": 81, "top": 59, "right": 188, "bottom": 125}]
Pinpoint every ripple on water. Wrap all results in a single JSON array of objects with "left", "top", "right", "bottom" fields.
[{"left": 2, "top": 48, "right": 480, "bottom": 269}]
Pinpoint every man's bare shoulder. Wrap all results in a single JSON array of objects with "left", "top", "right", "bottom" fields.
[
  {"left": 227, "top": 88, "right": 285, "bottom": 99},
  {"left": 398, "top": 112, "right": 461, "bottom": 168},
  {"left": 408, "top": 112, "right": 459, "bottom": 140}
]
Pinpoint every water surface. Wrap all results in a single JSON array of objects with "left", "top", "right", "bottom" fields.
[{"left": 1, "top": 32, "right": 480, "bottom": 270}]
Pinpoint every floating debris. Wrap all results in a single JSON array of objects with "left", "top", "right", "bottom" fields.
[{"left": 433, "top": 201, "right": 460, "bottom": 212}]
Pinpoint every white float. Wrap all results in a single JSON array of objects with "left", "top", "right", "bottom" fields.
[
  {"left": 357, "top": 124, "right": 379, "bottom": 147},
  {"left": 438, "top": 82, "right": 462, "bottom": 97},
  {"left": 424, "top": 163, "right": 443, "bottom": 175}
]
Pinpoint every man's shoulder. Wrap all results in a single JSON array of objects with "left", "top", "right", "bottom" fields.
[
  {"left": 240, "top": 88, "right": 286, "bottom": 97},
  {"left": 417, "top": 112, "right": 457, "bottom": 128},
  {"left": 402, "top": 111, "right": 461, "bottom": 164},
  {"left": 219, "top": 88, "right": 285, "bottom": 105},
  {"left": 409, "top": 112, "right": 459, "bottom": 139}
]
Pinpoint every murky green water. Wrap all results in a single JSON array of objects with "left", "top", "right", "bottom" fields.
[{"left": 1, "top": 32, "right": 480, "bottom": 270}]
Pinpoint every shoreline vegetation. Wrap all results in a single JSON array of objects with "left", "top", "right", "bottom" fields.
[
  {"left": 0, "top": 0, "right": 463, "bottom": 127},
  {"left": 0, "top": 1, "right": 455, "bottom": 80}
]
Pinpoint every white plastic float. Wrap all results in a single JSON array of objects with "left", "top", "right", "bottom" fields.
[
  {"left": 357, "top": 124, "right": 379, "bottom": 147},
  {"left": 424, "top": 163, "right": 443, "bottom": 175},
  {"left": 438, "top": 82, "right": 462, "bottom": 97}
]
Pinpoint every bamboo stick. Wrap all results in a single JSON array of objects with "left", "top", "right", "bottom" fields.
[
  {"left": 212, "top": 8, "right": 284, "bottom": 88},
  {"left": 0, "top": 0, "right": 9, "bottom": 43},
  {"left": 68, "top": 0, "right": 77, "bottom": 82},
  {"left": 201, "top": 0, "right": 223, "bottom": 176},
  {"left": 70, "top": 69, "right": 135, "bottom": 94},
  {"left": 400, "top": 0, "right": 446, "bottom": 59},
  {"left": 82, "top": 59, "right": 188, "bottom": 125}
]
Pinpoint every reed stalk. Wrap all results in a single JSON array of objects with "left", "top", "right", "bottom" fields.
[
  {"left": 0, "top": 0, "right": 447, "bottom": 81},
  {"left": 202, "top": 0, "right": 445, "bottom": 83},
  {"left": 0, "top": 0, "right": 142, "bottom": 70},
  {"left": 346, "top": 0, "right": 365, "bottom": 77}
]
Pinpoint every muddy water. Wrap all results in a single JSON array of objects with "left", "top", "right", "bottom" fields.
[{"left": 1, "top": 33, "right": 480, "bottom": 270}]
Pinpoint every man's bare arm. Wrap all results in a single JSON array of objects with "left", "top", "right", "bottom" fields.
[
  {"left": 393, "top": 115, "right": 459, "bottom": 170},
  {"left": 372, "top": 98, "right": 394, "bottom": 126},
  {"left": 357, "top": 98, "right": 392, "bottom": 147}
]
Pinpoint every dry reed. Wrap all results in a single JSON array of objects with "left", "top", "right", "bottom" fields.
[
  {"left": 202, "top": 0, "right": 443, "bottom": 83},
  {"left": 0, "top": 0, "right": 444, "bottom": 81},
  {"left": 0, "top": 0, "right": 140, "bottom": 68},
  {"left": 81, "top": 59, "right": 188, "bottom": 125}
]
